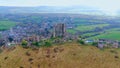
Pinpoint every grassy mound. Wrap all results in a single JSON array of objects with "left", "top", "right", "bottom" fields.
[{"left": 0, "top": 43, "right": 120, "bottom": 68}]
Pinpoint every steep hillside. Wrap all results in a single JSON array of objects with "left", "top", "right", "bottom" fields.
[{"left": 0, "top": 43, "right": 120, "bottom": 68}]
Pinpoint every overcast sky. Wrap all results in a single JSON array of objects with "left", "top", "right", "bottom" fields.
[{"left": 0, "top": 0, "right": 120, "bottom": 14}]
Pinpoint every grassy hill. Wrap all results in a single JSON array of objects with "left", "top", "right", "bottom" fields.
[{"left": 0, "top": 43, "right": 120, "bottom": 68}]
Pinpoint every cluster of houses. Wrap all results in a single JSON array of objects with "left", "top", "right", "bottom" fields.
[
  {"left": 97, "top": 39, "right": 120, "bottom": 48},
  {"left": 0, "top": 23, "right": 78, "bottom": 47},
  {"left": 0, "top": 22, "right": 49, "bottom": 46},
  {"left": 85, "top": 39, "right": 120, "bottom": 49}
]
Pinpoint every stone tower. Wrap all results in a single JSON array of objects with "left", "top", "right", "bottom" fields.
[{"left": 53, "top": 23, "right": 66, "bottom": 37}]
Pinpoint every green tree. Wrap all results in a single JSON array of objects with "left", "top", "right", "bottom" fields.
[
  {"left": 21, "top": 40, "right": 28, "bottom": 47},
  {"left": 44, "top": 41, "right": 52, "bottom": 47},
  {"left": 32, "top": 42, "right": 41, "bottom": 47},
  {"left": 78, "top": 40, "right": 85, "bottom": 45},
  {"left": 92, "top": 42, "right": 98, "bottom": 46}
]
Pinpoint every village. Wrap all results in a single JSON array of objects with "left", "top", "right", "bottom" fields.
[
  {"left": 0, "top": 23, "right": 77, "bottom": 47},
  {"left": 0, "top": 22, "right": 120, "bottom": 49}
]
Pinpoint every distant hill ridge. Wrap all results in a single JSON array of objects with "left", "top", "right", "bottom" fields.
[{"left": 0, "top": 6, "right": 105, "bottom": 15}]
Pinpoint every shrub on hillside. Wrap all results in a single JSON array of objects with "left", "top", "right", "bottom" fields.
[
  {"left": 21, "top": 40, "right": 28, "bottom": 47},
  {"left": 78, "top": 40, "right": 85, "bottom": 45},
  {"left": 32, "top": 42, "right": 40, "bottom": 47},
  {"left": 44, "top": 41, "right": 52, "bottom": 47},
  {"left": 92, "top": 42, "right": 98, "bottom": 47}
]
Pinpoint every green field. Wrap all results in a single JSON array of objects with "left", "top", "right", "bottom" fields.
[
  {"left": 87, "top": 30, "right": 120, "bottom": 41},
  {"left": 74, "top": 18, "right": 107, "bottom": 25},
  {"left": 67, "top": 23, "right": 110, "bottom": 34},
  {"left": 0, "top": 21, "right": 17, "bottom": 31},
  {"left": 67, "top": 24, "right": 120, "bottom": 41},
  {"left": 67, "top": 29, "right": 76, "bottom": 34},
  {"left": 71, "top": 18, "right": 120, "bottom": 41},
  {"left": 75, "top": 24, "right": 109, "bottom": 32},
  {"left": 82, "top": 32, "right": 102, "bottom": 37}
]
